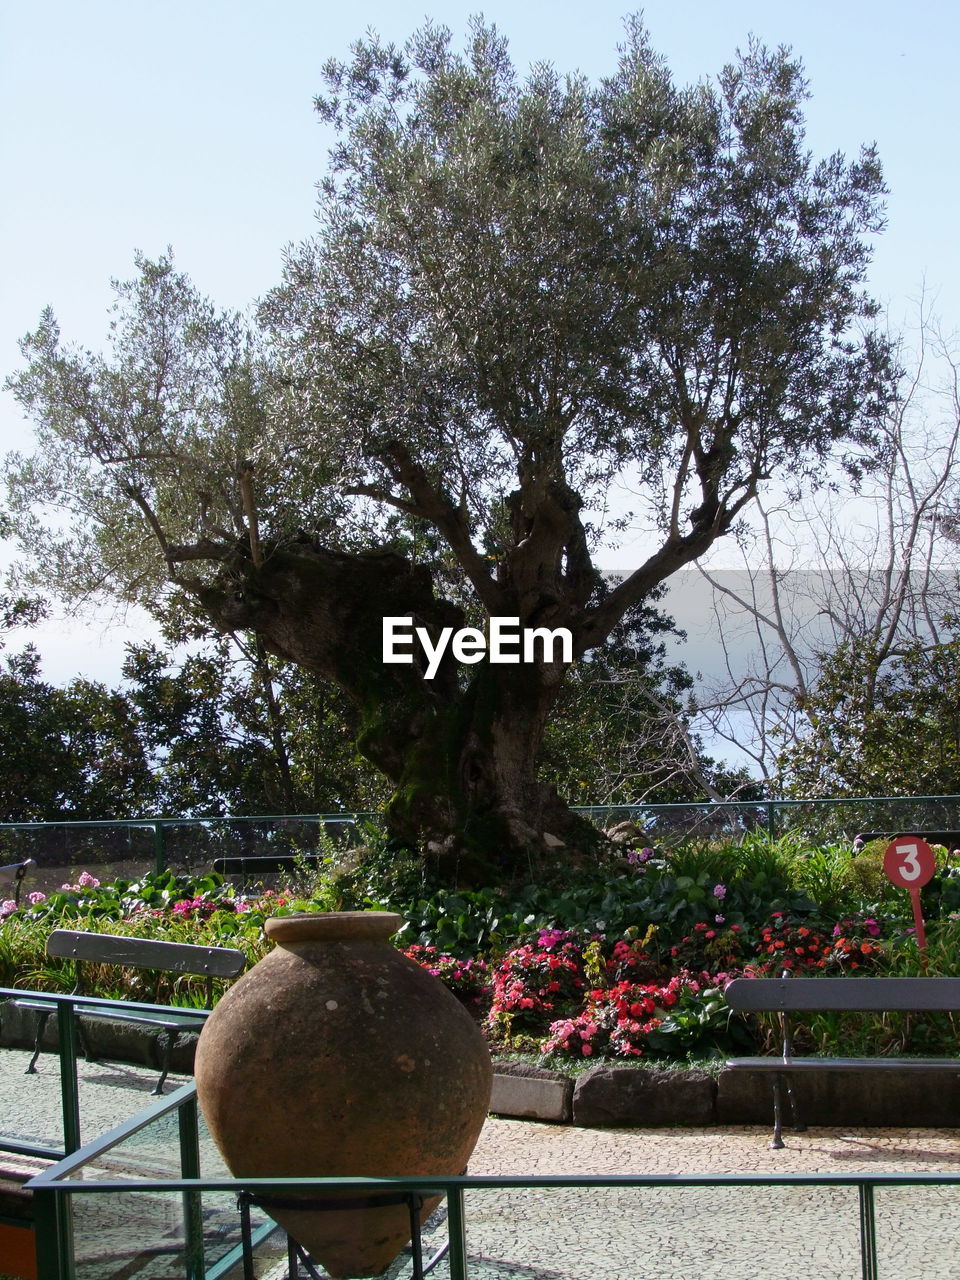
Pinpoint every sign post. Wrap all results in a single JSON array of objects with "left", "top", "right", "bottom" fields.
[{"left": 883, "top": 836, "right": 936, "bottom": 960}]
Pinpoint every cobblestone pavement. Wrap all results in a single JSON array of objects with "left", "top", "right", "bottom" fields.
[
  {"left": 459, "top": 1119, "right": 960, "bottom": 1280},
  {"left": 3, "top": 1047, "right": 960, "bottom": 1280}
]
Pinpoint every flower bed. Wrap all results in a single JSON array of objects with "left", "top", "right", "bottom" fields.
[{"left": 2, "top": 833, "right": 960, "bottom": 1062}]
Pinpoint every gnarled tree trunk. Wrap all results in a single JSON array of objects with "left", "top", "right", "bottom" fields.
[{"left": 191, "top": 537, "right": 602, "bottom": 883}]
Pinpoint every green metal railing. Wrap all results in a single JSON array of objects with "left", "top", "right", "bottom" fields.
[
  {"left": 0, "top": 986, "right": 210, "bottom": 1159},
  {"left": 4, "top": 985, "right": 960, "bottom": 1278},
  {"left": 26, "top": 1092, "right": 960, "bottom": 1280},
  {"left": 573, "top": 793, "right": 960, "bottom": 843},
  {"left": 1, "top": 796, "right": 960, "bottom": 893},
  {"left": 0, "top": 814, "right": 363, "bottom": 896}
]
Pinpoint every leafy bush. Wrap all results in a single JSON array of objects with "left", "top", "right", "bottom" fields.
[
  {"left": 401, "top": 945, "right": 491, "bottom": 1018},
  {"left": 754, "top": 912, "right": 834, "bottom": 972},
  {"left": 4, "top": 828, "right": 960, "bottom": 1066},
  {"left": 488, "top": 931, "right": 588, "bottom": 1046},
  {"left": 670, "top": 921, "right": 749, "bottom": 973}
]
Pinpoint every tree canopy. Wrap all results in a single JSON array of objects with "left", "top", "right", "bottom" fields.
[
  {"left": 778, "top": 628, "right": 960, "bottom": 798},
  {"left": 5, "top": 18, "right": 891, "bottom": 879},
  {"left": 0, "top": 647, "right": 154, "bottom": 822}
]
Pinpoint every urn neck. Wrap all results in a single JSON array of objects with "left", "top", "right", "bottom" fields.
[{"left": 264, "top": 912, "right": 403, "bottom": 946}]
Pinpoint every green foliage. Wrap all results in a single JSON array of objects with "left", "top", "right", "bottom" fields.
[
  {"left": 769, "top": 917, "right": 960, "bottom": 1059},
  {"left": 124, "top": 633, "right": 387, "bottom": 818},
  {"left": 644, "top": 982, "right": 757, "bottom": 1059},
  {"left": 780, "top": 629, "right": 960, "bottom": 796},
  {"left": 0, "top": 647, "right": 154, "bottom": 820},
  {"left": 6, "top": 828, "right": 960, "bottom": 1063}
]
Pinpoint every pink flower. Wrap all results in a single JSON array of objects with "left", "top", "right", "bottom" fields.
[
  {"left": 627, "top": 847, "right": 654, "bottom": 866},
  {"left": 713, "top": 884, "right": 727, "bottom": 900},
  {"left": 1, "top": 899, "right": 18, "bottom": 918},
  {"left": 27, "top": 891, "right": 46, "bottom": 905},
  {"left": 76, "top": 871, "right": 100, "bottom": 888}
]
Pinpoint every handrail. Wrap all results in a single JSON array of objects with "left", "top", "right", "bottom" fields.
[
  {"left": 28, "top": 1164, "right": 960, "bottom": 1280},
  {"left": 0, "top": 813, "right": 372, "bottom": 831},
  {"left": 1, "top": 795, "right": 959, "bottom": 833},
  {"left": 29, "top": 1167, "right": 960, "bottom": 1193},
  {"left": 0, "top": 986, "right": 213, "bottom": 1021}
]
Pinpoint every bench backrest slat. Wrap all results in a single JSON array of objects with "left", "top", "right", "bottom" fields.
[
  {"left": 46, "top": 929, "right": 246, "bottom": 978},
  {"left": 724, "top": 976, "right": 960, "bottom": 1013}
]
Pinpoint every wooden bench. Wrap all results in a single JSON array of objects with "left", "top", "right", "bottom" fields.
[
  {"left": 5, "top": 930, "right": 246, "bottom": 1095},
  {"left": 724, "top": 975, "right": 960, "bottom": 1148}
]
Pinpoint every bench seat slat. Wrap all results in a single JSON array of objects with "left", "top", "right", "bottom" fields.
[
  {"left": 726, "top": 1056, "right": 960, "bottom": 1071},
  {"left": 724, "top": 976, "right": 960, "bottom": 1013},
  {"left": 9, "top": 999, "right": 204, "bottom": 1028}
]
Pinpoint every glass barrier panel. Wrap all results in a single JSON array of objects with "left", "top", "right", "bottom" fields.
[
  {"left": 57, "top": 1110, "right": 285, "bottom": 1279},
  {"left": 63, "top": 1186, "right": 285, "bottom": 1280},
  {"left": 0, "top": 823, "right": 157, "bottom": 897},
  {"left": 874, "top": 1184, "right": 960, "bottom": 1278},
  {"left": 462, "top": 1184, "right": 863, "bottom": 1280}
]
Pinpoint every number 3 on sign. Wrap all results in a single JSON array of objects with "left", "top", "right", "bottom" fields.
[{"left": 883, "top": 838, "right": 936, "bottom": 890}]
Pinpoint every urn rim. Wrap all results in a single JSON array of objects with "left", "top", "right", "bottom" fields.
[{"left": 264, "top": 911, "right": 403, "bottom": 944}]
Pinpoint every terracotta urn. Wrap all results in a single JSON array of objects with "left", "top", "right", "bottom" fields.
[{"left": 194, "top": 911, "right": 492, "bottom": 1277}]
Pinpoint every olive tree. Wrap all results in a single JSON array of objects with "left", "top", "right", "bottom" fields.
[{"left": 5, "top": 19, "right": 891, "bottom": 879}]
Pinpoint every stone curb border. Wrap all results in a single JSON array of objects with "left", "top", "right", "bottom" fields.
[{"left": 491, "top": 1060, "right": 960, "bottom": 1128}]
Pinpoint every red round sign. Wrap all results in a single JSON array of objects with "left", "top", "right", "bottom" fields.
[{"left": 883, "top": 837, "right": 936, "bottom": 890}]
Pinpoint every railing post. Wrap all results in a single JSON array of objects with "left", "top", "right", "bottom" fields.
[
  {"left": 57, "top": 1000, "right": 81, "bottom": 1156},
  {"left": 859, "top": 1182, "right": 878, "bottom": 1280},
  {"left": 446, "top": 1185, "right": 468, "bottom": 1280},
  {"left": 179, "top": 1094, "right": 206, "bottom": 1280},
  {"left": 33, "top": 1183, "right": 76, "bottom": 1280}
]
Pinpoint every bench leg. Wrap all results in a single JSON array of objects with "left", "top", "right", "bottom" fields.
[
  {"left": 27, "top": 1010, "right": 52, "bottom": 1074},
  {"left": 76, "top": 1018, "right": 96, "bottom": 1065},
  {"left": 785, "top": 1079, "right": 806, "bottom": 1134},
  {"left": 152, "top": 1029, "right": 175, "bottom": 1096},
  {"left": 771, "top": 1075, "right": 785, "bottom": 1149}
]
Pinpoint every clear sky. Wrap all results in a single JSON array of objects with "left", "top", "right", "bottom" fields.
[{"left": 2, "top": 0, "right": 958, "bottom": 682}]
